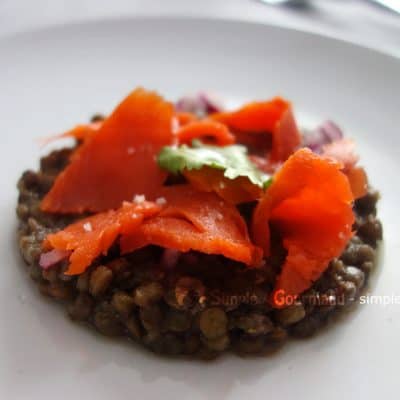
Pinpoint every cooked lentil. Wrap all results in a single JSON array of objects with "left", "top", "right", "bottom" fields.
[{"left": 16, "top": 146, "right": 382, "bottom": 358}]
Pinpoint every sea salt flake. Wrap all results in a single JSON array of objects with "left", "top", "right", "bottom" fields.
[
  {"left": 156, "top": 197, "right": 167, "bottom": 206},
  {"left": 215, "top": 212, "right": 223, "bottom": 221},
  {"left": 83, "top": 222, "right": 92, "bottom": 232},
  {"left": 133, "top": 194, "right": 146, "bottom": 204}
]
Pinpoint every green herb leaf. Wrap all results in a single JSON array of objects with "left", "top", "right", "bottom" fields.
[{"left": 158, "top": 140, "right": 272, "bottom": 189}]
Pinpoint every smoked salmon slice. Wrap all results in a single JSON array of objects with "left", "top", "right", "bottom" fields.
[
  {"left": 346, "top": 166, "right": 368, "bottom": 199},
  {"left": 40, "top": 122, "right": 102, "bottom": 146},
  {"left": 321, "top": 138, "right": 368, "bottom": 199},
  {"left": 176, "top": 120, "right": 235, "bottom": 146},
  {"left": 252, "top": 148, "right": 354, "bottom": 305},
  {"left": 211, "top": 97, "right": 301, "bottom": 163},
  {"left": 41, "top": 88, "right": 174, "bottom": 213},
  {"left": 176, "top": 112, "right": 198, "bottom": 126},
  {"left": 43, "top": 201, "right": 161, "bottom": 275},
  {"left": 121, "top": 185, "right": 262, "bottom": 266}
]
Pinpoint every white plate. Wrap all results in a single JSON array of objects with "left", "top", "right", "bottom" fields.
[{"left": 0, "top": 17, "right": 399, "bottom": 400}]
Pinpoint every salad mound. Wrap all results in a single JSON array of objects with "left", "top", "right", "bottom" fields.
[{"left": 16, "top": 88, "right": 382, "bottom": 357}]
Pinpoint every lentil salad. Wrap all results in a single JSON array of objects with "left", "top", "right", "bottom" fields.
[{"left": 16, "top": 89, "right": 382, "bottom": 358}]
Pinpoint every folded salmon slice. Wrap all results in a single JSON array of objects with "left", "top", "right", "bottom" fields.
[
  {"left": 321, "top": 138, "right": 368, "bottom": 199},
  {"left": 176, "top": 111, "right": 198, "bottom": 126},
  {"left": 41, "top": 88, "right": 174, "bottom": 213},
  {"left": 43, "top": 201, "right": 161, "bottom": 275},
  {"left": 176, "top": 120, "right": 235, "bottom": 146},
  {"left": 252, "top": 148, "right": 354, "bottom": 305},
  {"left": 40, "top": 122, "right": 102, "bottom": 146},
  {"left": 211, "top": 97, "right": 301, "bottom": 163},
  {"left": 346, "top": 166, "right": 368, "bottom": 199},
  {"left": 121, "top": 185, "right": 262, "bottom": 266}
]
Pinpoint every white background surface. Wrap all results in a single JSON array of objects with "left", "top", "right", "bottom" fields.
[{"left": 1, "top": 0, "right": 399, "bottom": 56}]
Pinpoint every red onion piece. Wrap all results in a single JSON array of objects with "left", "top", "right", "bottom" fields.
[
  {"left": 39, "top": 249, "right": 71, "bottom": 270},
  {"left": 175, "top": 95, "right": 205, "bottom": 114},
  {"left": 322, "top": 138, "right": 359, "bottom": 171},
  {"left": 322, "top": 121, "right": 343, "bottom": 142},
  {"left": 198, "top": 92, "right": 224, "bottom": 114},
  {"left": 175, "top": 92, "right": 224, "bottom": 115},
  {"left": 160, "top": 248, "right": 181, "bottom": 269},
  {"left": 249, "top": 155, "right": 281, "bottom": 174},
  {"left": 303, "top": 120, "right": 343, "bottom": 153}
]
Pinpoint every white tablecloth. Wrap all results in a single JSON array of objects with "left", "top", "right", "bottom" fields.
[{"left": 1, "top": 0, "right": 399, "bottom": 57}]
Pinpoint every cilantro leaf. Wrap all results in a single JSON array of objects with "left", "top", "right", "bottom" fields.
[{"left": 158, "top": 140, "right": 272, "bottom": 189}]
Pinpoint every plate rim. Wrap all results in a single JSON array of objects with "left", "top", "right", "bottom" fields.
[{"left": 0, "top": 15, "right": 399, "bottom": 63}]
